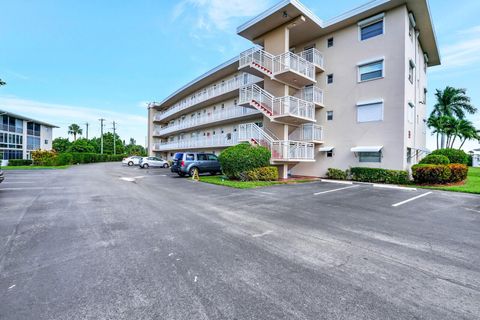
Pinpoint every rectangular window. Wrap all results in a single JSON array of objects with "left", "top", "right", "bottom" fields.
[
  {"left": 408, "top": 102, "right": 415, "bottom": 123},
  {"left": 359, "top": 152, "right": 381, "bottom": 163},
  {"left": 423, "top": 88, "right": 427, "bottom": 104},
  {"left": 327, "top": 37, "right": 334, "bottom": 47},
  {"left": 357, "top": 102, "right": 383, "bottom": 122},
  {"left": 326, "top": 111, "right": 333, "bottom": 121},
  {"left": 326, "top": 150, "right": 333, "bottom": 158},
  {"left": 406, "top": 148, "right": 412, "bottom": 164},
  {"left": 409, "top": 59, "right": 415, "bottom": 83},
  {"left": 359, "top": 60, "right": 383, "bottom": 81},
  {"left": 359, "top": 14, "right": 384, "bottom": 41},
  {"left": 327, "top": 74, "right": 333, "bottom": 84}
]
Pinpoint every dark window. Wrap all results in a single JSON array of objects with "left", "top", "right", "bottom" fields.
[
  {"left": 327, "top": 74, "right": 333, "bottom": 84},
  {"left": 207, "top": 154, "right": 218, "bottom": 161},
  {"left": 359, "top": 60, "right": 383, "bottom": 81},
  {"left": 327, "top": 151, "right": 333, "bottom": 157},
  {"left": 360, "top": 20, "right": 383, "bottom": 40},
  {"left": 359, "top": 152, "right": 382, "bottom": 163},
  {"left": 197, "top": 154, "right": 207, "bottom": 160},
  {"left": 327, "top": 111, "right": 333, "bottom": 121},
  {"left": 174, "top": 153, "right": 183, "bottom": 160},
  {"left": 327, "top": 37, "right": 334, "bottom": 47}
]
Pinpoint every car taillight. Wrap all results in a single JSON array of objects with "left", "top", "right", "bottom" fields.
[{"left": 180, "top": 160, "right": 185, "bottom": 167}]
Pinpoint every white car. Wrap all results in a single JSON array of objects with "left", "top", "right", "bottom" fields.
[
  {"left": 139, "top": 157, "right": 169, "bottom": 169},
  {"left": 122, "top": 156, "right": 143, "bottom": 166}
]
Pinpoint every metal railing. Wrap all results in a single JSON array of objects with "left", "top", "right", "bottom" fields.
[
  {"left": 289, "top": 124, "right": 323, "bottom": 142},
  {"left": 154, "top": 73, "right": 261, "bottom": 122},
  {"left": 152, "top": 133, "right": 239, "bottom": 151},
  {"left": 273, "top": 51, "right": 315, "bottom": 81},
  {"left": 153, "top": 107, "right": 260, "bottom": 136},
  {"left": 299, "top": 48, "right": 324, "bottom": 69},
  {"left": 240, "top": 84, "right": 315, "bottom": 121},
  {"left": 239, "top": 47, "right": 274, "bottom": 74},
  {"left": 295, "top": 86, "right": 324, "bottom": 106}
]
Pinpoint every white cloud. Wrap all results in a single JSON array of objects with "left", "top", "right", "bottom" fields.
[
  {"left": 0, "top": 96, "right": 148, "bottom": 146},
  {"left": 439, "top": 25, "right": 480, "bottom": 68}
]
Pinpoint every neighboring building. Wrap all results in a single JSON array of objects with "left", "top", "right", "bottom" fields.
[
  {"left": 0, "top": 110, "right": 57, "bottom": 161},
  {"left": 148, "top": 0, "right": 440, "bottom": 178}
]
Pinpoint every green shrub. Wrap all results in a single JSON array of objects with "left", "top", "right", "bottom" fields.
[
  {"left": 240, "top": 166, "right": 278, "bottom": 181},
  {"left": 350, "top": 167, "right": 410, "bottom": 184},
  {"left": 412, "top": 164, "right": 451, "bottom": 184},
  {"left": 8, "top": 159, "right": 33, "bottom": 166},
  {"left": 467, "top": 154, "right": 473, "bottom": 167},
  {"left": 419, "top": 154, "right": 450, "bottom": 165},
  {"left": 430, "top": 148, "right": 468, "bottom": 165},
  {"left": 218, "top": 143, "right": 271, "bottom": 179},
  {"left": 56, "top": 153, "right": 73, "bottom": 166},
  {"left": 31, "top": 150, "right": 58, "bottom": 166},
  {"left": 326, "top": 168, "right": 347, "bottom": 180},
  {"left": 448, "top": 164, "right": 468, "bottom": 183}
]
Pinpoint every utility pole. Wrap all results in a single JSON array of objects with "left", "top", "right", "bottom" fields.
[
  {"left": 85, "top": 122, "right": 89, "bottom": 139},
  {"left": 99, "top": 118, "right": 105, "bottom": 154},
  {"left": 112, "top": 121, "right": 117, "bottom": 155}
]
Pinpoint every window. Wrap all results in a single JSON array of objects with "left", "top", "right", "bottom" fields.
[
  {"left": 327, "top": 150, "right": 333, "bottom": 158},
  {"left": 326, "top": 111, "right": 333, "bottom": 121},
  {"left": 358, "top": 60, "right": 383, "bottom": 81},
  {"left": 359, "top": 14, "right": 384, "bottom": 40},
  {"left": 408, "top": 102, "right": 415, "bottom": 123},
  {"left": 357, "top": 102, "right": 383, "bottom": 122},
  {"left": 197, "top": 154, "right": 207, "bottom": 160},
  {"left": 327, "top": 37, "right": 334, "bottom": 47},
  {"left": 406, "top": 148, "right": 412, "bottom": 164},
  {"left": 207, "top": 154, "right": 218, "bottom": 161},
  {"left": 359, "top": 152, "right": 381, "bottom": 163},
  {"left": 327, "top": 74, "right": 333, "bottom": 84},
  {"left": 409, "top": 59, "right": 415, "bottom": 83},
  {"left": 422, "top": 119, "right": 427, "bottom": 134},
  {"left": 186, "top": 154, "right": 195, "bottom": 161},
  {"left": 45, "top": 140, "right": 48, "bottom": 144},
  {"left": 423, "top": 88, "right": 427, "bottom": 104}
]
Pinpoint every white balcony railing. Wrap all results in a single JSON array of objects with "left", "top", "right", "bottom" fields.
[
  {"left": 154, "top": 73, "right": 261, "bottom": 122},
  {"left": 294, "top": 86, "right": 324, "bottom": 106},
  {"left": 239, "top": 47, "right": 274, "bottom": 75},
  {"left": 299, "top": 48, "right": 324, "bottom": 70},
  {"left": 152, "top": 133, "right": 239, "bottom": 151},
  {"left": 273, "top": 51, "right": 315, "bottom": 81},
  {"left": 289, "top": 124, "right": 323, "bottom": 142},
  {"left": 153, "top": 107, "right": 260, "bottom": 136},
  {"left": 239, "top": 84, "right": 315, "bottom": 121}
]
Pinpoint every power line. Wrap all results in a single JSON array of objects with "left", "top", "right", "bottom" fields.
[{"left": 99, "top": 118, "right": 105, "bottom": 154}]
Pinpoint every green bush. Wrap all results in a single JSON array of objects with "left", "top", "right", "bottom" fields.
[
  {"left": 218, "top": 143, "right": 271, "bottom": 179},
  {"left": 467, "top": 154, "right": 473, "bottom": 167},
  {"left": 350, "top": 167, "right": 410, "bottom": 184},
  {"left": 412, "top": 164, "right": 452, "bottom": 184},
  {"left": 448, "top": 164, "right": 468, "bottom": 183},
  {"left": 326, "top": 168, "right": 347, "bottom": 180},
  {"left": 240, "top": 166, "right": 278, "bottom": 181},
  {"left": 55, "top": 153, "right": 73, "bottom": 166},
  {"left": 32, "top": 150, "right": 58, "bottom": 166},
  {"left": 430, "top": 148, "right": 468, "bottom": 165},
  {"left": 8, "top": 159, "right": 33, "bottom": 166},
  {"left": 419, "top": 154, "right": 450, "bottom": 165}
]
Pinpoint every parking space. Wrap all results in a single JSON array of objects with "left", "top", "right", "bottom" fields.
[{"left": 1, "top": 163, "right": 479, "bottom": 319}]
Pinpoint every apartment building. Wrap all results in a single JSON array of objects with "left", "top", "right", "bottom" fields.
[
  {"left": 148, "top": 0, "right": 440, "bottom": 178},
  {"left": 0, "top": 110, "right": 57, "bottom": 162}
]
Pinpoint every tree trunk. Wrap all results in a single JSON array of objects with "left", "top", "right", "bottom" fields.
[
  {"left": 459, "top": 138, "right": 467, "bottom": 149},
  {"left": 436, "top": 133, "right": 439, "bottom": 149},
  {"left": 440, "top": 133, "right": 446, "bottom": 149}
]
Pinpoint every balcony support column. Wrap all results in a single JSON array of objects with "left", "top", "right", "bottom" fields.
[{"left": 278, "top": 164, "right": 289, "bottom": 179}]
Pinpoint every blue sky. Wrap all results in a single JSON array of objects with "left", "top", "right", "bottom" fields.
[{"left": 0, "top": 0, "right": 479, "bottom": 150}]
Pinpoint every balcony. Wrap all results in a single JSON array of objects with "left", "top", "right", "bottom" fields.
[
  {"left": 299, "top": 48, "right": 324, "bottom": 72},
  {"left": 239, "top": 84, "right": 315, "bottom": 124},
  {"left": 294, "top": 86, "right": 324, "bottom": 107},
  {"left": 239, "top": 48, "right": 316, "bottom": 87},
  {"left": 152, "top": 133, "right": 239, "bottom": 152},
  {"left": 153, "top": 73, "right": 262, "bottom": 123},
  {"left": 289, "top": 124, "right": 323, "bottom": 144},
  {"left": 152, "top": 107, "right": 261, "bottom": 137}
]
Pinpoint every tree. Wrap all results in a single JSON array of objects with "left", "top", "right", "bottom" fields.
[
  {"left": 90, "top": 132, "right": 124, "bottom": 154},
  {"left": 457, "top": 120, "right": 480, "bottom": 149},
  {"left": 67, "top": 138, "right": 95, "bottom": 153},
  {"left": 0, "top": 78, "right": 6, "bottom": 86},
  {"left": 52, "top": 137, "right": 71, "bottom": 153},
  {"left": 68, "top": 124, "right": 83, "bottom": 141}
]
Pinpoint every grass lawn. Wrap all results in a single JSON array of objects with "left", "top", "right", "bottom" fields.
[
  {"left": 199, "top": 175, "right": 316, "bottom": 189},
  {"left": 415, "top": 167, "right": 480, "bottom": 195},
  {"left": 1, "top": 165, "right": 70, "bottom": 170}
]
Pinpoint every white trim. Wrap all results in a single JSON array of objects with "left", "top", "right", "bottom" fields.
[
  {"left": 356, "top": 98, "right": 384, "bottom": 106},
  {"left": 357, "top": 59, "right": 385, "bottom": 83},
  {"left": 356, "top": 56, "right": 385, "bottom": 66},
  {"left": 357, "top": 12, "right": 385, "bottom": 27},
  {"left": 319, "top": 146, "right": 334, "bottom": 152},
  {"left": 356, "top": 101, "right": 384, "bottom": 123},
  {"left": 351, "top": 146, "right": 383, "bottom": 152}
]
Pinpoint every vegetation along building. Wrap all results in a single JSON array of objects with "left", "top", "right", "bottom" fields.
[
  {"left": 148, "top": 0, "right": 440, "bottom": 178},
  {"left": 0, "top": 110, "right": 57, "bottom": 161}
]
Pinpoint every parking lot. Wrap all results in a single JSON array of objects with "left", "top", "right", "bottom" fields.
[{"left": 1, "top": 163, "right": 479, "bottom": 319}]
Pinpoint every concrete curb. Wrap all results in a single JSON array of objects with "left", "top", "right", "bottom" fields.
[
  {"left": 320, "top": 179, "right": 353, "bottom": 185},
  {"left": 373, "top": 184, "right": 417, "bottom": 191}
]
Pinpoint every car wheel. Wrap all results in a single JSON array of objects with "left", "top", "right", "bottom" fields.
[
  {"left": 143, "top": 163, "right": 149, "bottom": 169},
  {"left": 128, "top": 161, "right": 134, "bottom": 166},
  {"left": 189, "top": 167, "right": 198, "bottom": 177},
  {"left": 163, "top": 163, "right": 169, "bottom": 168}
]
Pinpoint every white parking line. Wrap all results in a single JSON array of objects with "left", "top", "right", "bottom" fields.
[
  {"left": 0, "top": 187, "right": 64, "bottom": 191},
  {"left": 464, "top": 207, "right": 480, "bottom": 214},
  {"left": 314, "top": 185, "right": 359, "bottom": 195},
  {"left": 392, "top": 192, "right": 432, "bottom": 207}
]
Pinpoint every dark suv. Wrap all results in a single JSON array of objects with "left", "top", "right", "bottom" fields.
[{"left": 170, "top": 152, "right": 221, "bottom": 177}]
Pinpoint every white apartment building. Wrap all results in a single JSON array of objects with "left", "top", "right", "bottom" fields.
[
  {"left": 0, "top": 110, "right": 57, "bottom": 163},
  {"left": 148, "top": 0, "right": 440, "bottom": 178}
]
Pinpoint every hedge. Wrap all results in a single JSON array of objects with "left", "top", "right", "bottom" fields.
[
  {"left": 419, "top": 154, "right": 450, "bottom": 165},
  {"left": 326, "top": 168, "right": 348, "bottom": 180},
  {"left": 7, "top": 159, "right": 33, "bottom": 166},
  {"left": 350, "top": 167, "right": 410, "bottom": 184},
  {"left": 411, "top": 164, "right": 468, "bottom": 184},
  {"left": 430, "top": 149, "right": 468, "bottom": 165},
  {"left": 218, "top": 143, "right": 271, "bottom": 179},
  {"left": 31, "top": 150, "right": 125, "bottom": 166},
  {"left": 240, "top": 166, "right": 278, "bottom": 181}
]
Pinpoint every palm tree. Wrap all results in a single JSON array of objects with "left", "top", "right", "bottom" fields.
[
  {"left": 0, "top": 78, "right": 6, "bottom": 86},
  {"left": 427, "top": 115, "right": 450, "bottom": 149},
  {"left": 431, "top": 87, "right": 477, "bottom": 148},
  {"left": 68, "top": 123, "right": 83, "bottom": 141},
  {"left": 457, "top": 120, "right": 480, "bottom": 149}
]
